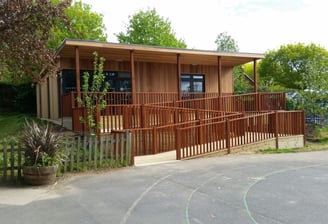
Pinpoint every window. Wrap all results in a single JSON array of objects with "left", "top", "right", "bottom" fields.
[
  {"left": 61, "top": 70, "right": 131, "bottom": 94},
  {"left": 104, "top": 71, "right": 131, "bottom": 92},
  {"left": 181, "top": 74, "right": 205, "bottom": 92}
]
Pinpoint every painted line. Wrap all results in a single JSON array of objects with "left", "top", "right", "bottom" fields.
[
  {"left": 243, "top": 163, "right": 328, "bottom": 224},
  {"left": 120, "top": 174, "right": 172, "bottom": 224},
  {"left": 185, "top": 175, "right": 220, "bottom": 224}
]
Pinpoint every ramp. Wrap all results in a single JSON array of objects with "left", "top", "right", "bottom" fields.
[{"left": 134, "top": 150, "right": 177, "bottom": 166}]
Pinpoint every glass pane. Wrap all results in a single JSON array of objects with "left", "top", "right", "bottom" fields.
[
  {"left": 193, "top": 75, "right": 203, "bottom": 79},
  {"left": 118, "top": 79, "right": 131, "bottom": 92},
  {"left": 181, "top": 75, "right": 190, "bottom": 79},
  {"left": 181, "top": 81, "right": 190, "bottom": 92},
  {"left": 193, "top": 81, "right": 203, "bottom": 92}
]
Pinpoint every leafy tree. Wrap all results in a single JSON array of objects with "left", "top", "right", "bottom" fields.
[
  {"left": 214, "top": 32, "right": 252, "bottom": 93},
  {"left": 48, "top": 1, "right": 107, "bottom": 49},
  {"left": 258, "top": 43, "right": 328, "bottom": 90},
  {"left": 292, "top": 59, "right": 328, "bottom": 120},
  {"left": 77, "top": 52, "right": 109, "bottom": 135},
  {"left": 116, "top": 9, "right": 186, "bottom": 48},
  {"left": 215, "top": 32, "right": 239, "bottom": 52},
  {"left": 0, "top": 0, "right": 71, "bottom": 82}
]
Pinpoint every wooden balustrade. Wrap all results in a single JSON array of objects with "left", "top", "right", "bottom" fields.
[
  {"left": 63, "top": 91, "right": 303, "bottom": 158},
  {"left": 176, "top": 110, "right": 304, "bottom": 160}
]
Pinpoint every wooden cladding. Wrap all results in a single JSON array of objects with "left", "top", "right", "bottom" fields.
[{"left": 59, "top": 58, "right": 234, "bottom": 94}]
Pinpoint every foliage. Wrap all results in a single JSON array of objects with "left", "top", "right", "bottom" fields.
[
  {"left": 214, "top": 32, "right": 251, "bottom": 93},
  {"left": 0, "top": 113, "right": 32, "bottom": 139},
  {"left": 116, "top": 8, "right": 187, "bottom": 48},
  {"left": 21, "top": 119, "right": 65, "bottom": 166},
  {"left": 233, "top": 67, "right": 253, "bottom": 94},
  {"left": 0, "top": 0, "right": 71, "bottom": 82},
  {"left": 48, "top": 0, "right": 107, "bottom": 49},
  {"left": 0, "top": 82, "right": 36, "bottom": 113},
  {"left": 258, "top": 43, "right": 328, "bottom": 90},
  {"left": 76, "top": 52, "right": 109, "bottom": 134},
  {"left": 310, "top": 125, "right": 328, "bottom": 142},
  {"left": 284, "top": 57, "right": 328, "bottom": 120},
  {"left": 288, "top": 89, "right": 328, "bottom": 123},
  {"left": 215, "top": 32, "right": 239, "bottom": 52}
]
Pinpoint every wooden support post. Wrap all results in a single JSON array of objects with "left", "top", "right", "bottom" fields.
[
  {"left": 130, "top": 50, "right": 136, "bottom": 104},
  {"left": 218, "top": 56, "right": 222, "bottom": 96},
  {"left": 253, "top": 58, "right": 258, "bottom": 93},
  {"left": 75, "top": 46, "right": 81, "bottom": 106},
  {"left": 177, "top": 54, "right": 181, "bottom": 100}
]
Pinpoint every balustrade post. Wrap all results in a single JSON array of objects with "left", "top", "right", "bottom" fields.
[
  {"left": 152, "top": 127, "right": 158, "bottom": 154},
  {"left": 176, "top": 128, "right": 181, "bottom": 160},
  {"left": 274, "top": 111, "right": 279, "bottom": 149},
  {"left": 302, "top": 110, "right": 306, "bottom": 146},
  {"left": 226, "top": 119, "right": 231, "bottom": 154}
]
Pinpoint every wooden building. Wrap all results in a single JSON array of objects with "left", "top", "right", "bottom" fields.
[
  {"left": 36, "top": 39, "right": 305, "bottom": 159},
  {"left": 37, "top": 39, "right": 263, "bottom": 120}
]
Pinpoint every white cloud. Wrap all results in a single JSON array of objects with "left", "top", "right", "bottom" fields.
[{"left": 81, "top": 0, "right": 328, "bottom": 53}]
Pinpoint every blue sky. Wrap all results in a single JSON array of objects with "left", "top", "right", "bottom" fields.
[{"left": 81, "top": 0, "right": 328, "bottom": 53}]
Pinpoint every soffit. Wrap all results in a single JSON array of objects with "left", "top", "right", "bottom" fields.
[{"left": 56, "top": 39, "right": 264, "bottom": 67}]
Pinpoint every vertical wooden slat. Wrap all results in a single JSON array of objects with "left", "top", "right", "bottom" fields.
[
  {"left": 99, "top": 135, "right": 103, "bottom": 167},
  {"left": 119, "top": 133, "right": 124, "bottom": 164},
  {"left": 153, "top": 127, "right": 158, "bottom": 154},
  {"left": 3, "top": 147, "right": 7, "bottom": 181},
  {"left": 176, "top": 128, "right": 181, "bottom": 160},
  {"left": 94, "top": 136, "right": 97, "bottom": 169},
  {"left": 274, "top": 111, "right": 279, "bottom": 149},
  {"left": 76, "top": 136, "right": 80, "bottom": 171},
  {"left": 105, "top": 134, "right": 109, "bottom": 159},
  {"left": 109, "top": 134, "right": 114, "bottom": 167},
  {"left": 10, "top": 142, "right": 15, "bottom": 181},
  {"left": 70, "top": 138, "right": 74, "bottom": 172},
  {"left": 226, "top": 119, "right": 231, "bottom": 154},
  {"left": 125, "top": 131, "right": 130, "bottom": 165},
  {"left": 17, "top": 144, "right": 22, "bottom": 179},
  {"left": 115, "top": 133, "right": 119, "bottom": 161}
]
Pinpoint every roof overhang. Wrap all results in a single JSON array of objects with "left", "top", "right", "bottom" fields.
[{"left": 56, "top": 39, "right": 264, "bottom": 67}]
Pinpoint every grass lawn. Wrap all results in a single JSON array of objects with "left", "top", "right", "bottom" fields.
[
  {"left": 0, "top": 112, "right": 32, "bottom": 139},
  {"left": 257, "top": 142, "right": 328, "bottom": 154}
]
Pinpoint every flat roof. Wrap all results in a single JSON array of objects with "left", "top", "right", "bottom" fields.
[{"left": 56, "top": 39, "right": 264, "bottom": 67}]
